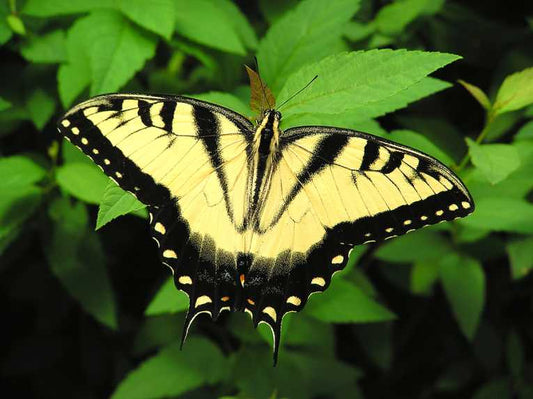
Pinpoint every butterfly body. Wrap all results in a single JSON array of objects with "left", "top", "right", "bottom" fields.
[{"left": 58, "top": 93, "right": 474, "bottom": 362}]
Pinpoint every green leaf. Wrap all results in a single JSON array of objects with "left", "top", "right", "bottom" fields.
[
  {"left": 305, "top": 278, "right": 395, "bottom": 323},
  {"left": 344, "top": 21, "right": 375, "bottom": 42},
  {"left": 282, "top": 77, "right": 451, "bottom": 129},
  {"left": 259, "top": 0, "right": 298, "bottom": 25},
  {"left": 493, "top": 67, "right": 533, "bottom": 115},
  {"left": 111, "top": 338, "right": 227, "bottom": 399},
  {"left": 439, "top": 253, "right": 485, "bottom": 340},
  {"left": 132, "top": 314, "right": 185, "bottom": 356},
  {"left": 506, "top": 237, "right": 533, "bottom": 280},
  {"left": 0, "top": 186, "right": 42, "bottom": 255},
  {"left": 233, "top": 346, "right": 361, "bottom": 399},
  {"left": 0, "top": 2, "right": 12, "bottom": 45},
  {"left": 460, "top": 197, "right": 533, "bottom": 234},
  {"left": 411, "top": 261, "right": 439, "bottom": 295},
  {"left": 26, "top": 89, "right": 55, "bottom": 129},
  {"left": 58, "top": 18, "right": 92, "bottom": 107},
  {"left": 375, "top": 0, "right": 444, "bottom": 36},
  {"left": 59, "top": 10, "right": 157, "bottom": 100},
  {"left": 56, "top": 163, "right": 109, "bottom": 204},
  {"left": 0, "top": 97, "right": 11, "bottom": 111},
  {"left": 257, "top": 0, "right": 360, "bottom": 94},
  {"left": 23, "top": 0, "right": 175, "bottom": 38},
  {"left": 0, "top": 156, "right": 47, "bottom": 189},
  {"left": 514, "top": 120, "right": 533, "bottom": 141},
  {"left": 466, "top": 138, "right": 521, "bottom": 185},
  {"left": 88, "top": 11, "right": 157, "bottom": 95},
  {"left": 191, "top": 91, "right": 251, "bottom": 117},
  {"left": 145, "top": 278, "right": 189, "bottom": 316},
  {"left": 278, "top": 50, "right": 460, "bottom": 118},
  {"left": 458, "top": 79, "right": 491, "bottom": 110},
  {"left": 20, "top": 30, "right": 67, "bottom": 63},
  {"left": 96, "top": 181, "right": 145, "bottom": 230},
  {"left": 6, "top": 14, "right": 26, "bottom": 35},
  {"left": 117, "top": 0, "right": 175, "bottom": 39},
  {"left": 465, "top": 142, "right": 533, "bottom": 200},
  {"left": 46, "top": 198, "right": 118, "bottom": 329},
  {"left": 375, "top": 230, "right": 453, "bottom": 263},
  {"left": 388, "top": 129, "right": 454, "bottom": 165},
  {"left": 23, "top": 0, "right": 108, "bottom": 15},
  {"left": 214, "top": 0, "right": 257, "bottom": 50},
  {"left": 62, "top": 140, "right": 93, "bottom": 165},
  {"left": 174, "top": 0, "right": 246, "bottom": 55}
]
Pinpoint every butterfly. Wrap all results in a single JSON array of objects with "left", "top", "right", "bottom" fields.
[{"left": 57, "top": 72, "right": 474, "bottom": 363}]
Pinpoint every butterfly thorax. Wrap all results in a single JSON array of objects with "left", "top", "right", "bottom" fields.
[
  {"left": 255, "top": 110, "right": 281, "bottom": 157},
  {"left": 246, "top": 110, "right": 282, "bottom": 228}
]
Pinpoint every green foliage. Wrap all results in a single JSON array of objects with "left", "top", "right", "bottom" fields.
[
  {"left": 439, "top": 254, "right": 485, "bottom": 340},
  {"left": 305, "top": 278, "right": 396, "bottom": 323},
  {"left": 1, "top": 0, "right": 533, "bottom": 397},
  {"left": 175, "top": 0, "right": 256, "bottom": 54},
  {"left": 96, "top": 181, "right": 145, "bottom": 230},
  {"left": 466, "top": 139, "right": 521, "bottom": 185},
  {"left": 20, "top": 30, "right": 67, "bottom": 63},
  {"left": 257, "top": 0, "right": 360, "bottom": 94},
  {"left": 112, "top": 338, "right": 228, "bottom": 399},
  {"left": 45, "top": 197, "right": 118, "bottom": 329},
  {"left": 277, "top": 50, "right": 459, "bottom": 125}
]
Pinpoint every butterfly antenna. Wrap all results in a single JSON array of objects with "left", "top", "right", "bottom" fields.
[
  {"left": 277, "top": 75, "right": 318, "bottom": 111},
  {"left": 254, "top": 56, "right": 272, "bottom": 110}
]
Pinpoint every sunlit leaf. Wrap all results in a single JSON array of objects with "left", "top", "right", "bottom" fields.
[
  {"left": 305, "top": 278, "right": 395, "bottom": 323},
  {"left": 439, "top": 253, "right": 485, "bottom": 340},
  {"left": 466, "top": 139, "right": 520, "bottom": 185},
  {"left": 257, "top": 0, "right": 360, "bottom": 94},
  {"left": 278, "top": 50, "right": 460, "bottom": 118},
  {"left": 282, "top": 77, "right": 451, "bottom": 129},
  {"left": 58, "top": 10, "right": 156, "bottom": 101},
  {"left": 24, "top": 0, "right": 175, "bottom": 38},
  {"left": 375, "top": 0, "right": 444, "bottom": 36},
  {"left": 0, "top": 156, "right": 47, "bottom": 189},
  {"left": 458, "top": 79, "right": 491, "bottom": 110},
  {"left": 460, "top": 197, "right": 533, "bottom": 234},
  {"left": 20, "top": 30, "right": 67, "bottom": 63},
  {"left": 376, "top": 230, "right": 453, "bottom": 263},
  {"left": 493, "top": 67, "right": 533, "bottom": 115},
  {"left": 96, "top": 181, "right": 146, "bottom": 230},
  {"left": 145, "top": 278, "right": 189, "bottom": 316},
  {"left": 56, "top": 163, "right": 109, "bottom": 204},
  {"left": 174, "top": 0, "right": 247, "bottom": 55},
  {"left": 111, "top": 338, "right": 227, "bottom": 399},
  {"left": 191, "top": 91, "right": 250, "bottom": 117}
]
